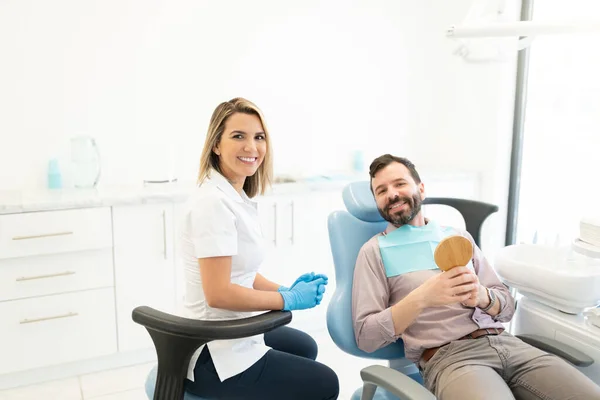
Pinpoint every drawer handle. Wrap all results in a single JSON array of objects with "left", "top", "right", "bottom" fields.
[
  {"left": 162, "top": 210, "right": 167, "bottom": 260},
  {"left": 290, "top": 201, "right": 295, "bottom": 244},
  {"left": 20, "top": 312, "right": 79, "bottom": 325},
  {"left": 273, "top": 203, "right": 278, "bottom": 246},
  {"left": 16, "top": 271, "right": 76, "bottom": 282},
  {"left": 12, "top": 231, "right": 74, "bottom": 241}
]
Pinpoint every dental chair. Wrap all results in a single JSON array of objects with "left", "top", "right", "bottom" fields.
[
  {"left": 326, "top": 181, "right": 594, "bottom": 400},
  {"left": 133, "top": 307, "right": 291, "bottom": 400}
]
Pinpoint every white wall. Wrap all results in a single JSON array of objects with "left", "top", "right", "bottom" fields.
[{"left": 0, "top": 0, "right": 520, "bottom": 250}]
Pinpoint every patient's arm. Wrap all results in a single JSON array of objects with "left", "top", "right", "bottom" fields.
[
  {"left": 475, "top": 284, "right": 502, "bottom": 316},
  {"left": 463, "top": 230, "right": 516, "bottom": 322},
  {"left": 352, "top": 240, "right": 402, "bottom": 353}
]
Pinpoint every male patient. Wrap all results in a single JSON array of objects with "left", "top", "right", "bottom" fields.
[{"left": 352, "top": 154, "right": 600, "bottom": 400}]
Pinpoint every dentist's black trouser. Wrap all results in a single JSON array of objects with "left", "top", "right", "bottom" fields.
[{"left": 185, "top": 326, "right": 339, "bottom": 399}]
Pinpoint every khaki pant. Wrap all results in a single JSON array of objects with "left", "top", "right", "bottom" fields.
[{"left": 419, "top": 332, "right": 600, "bottom": 400}]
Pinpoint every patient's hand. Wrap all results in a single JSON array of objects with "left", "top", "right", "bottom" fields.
[
  {"left": 460, "top": 271, "right": 483, "bottom": 308},
  {"left": 416, "top": 267, "right": 478, "bottom": 308}
]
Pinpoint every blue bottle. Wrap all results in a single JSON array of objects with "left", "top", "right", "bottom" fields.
[
  {"left": 48, "top": 159, "right": 62, "bottom": 189},
  {"left": 353, "top": 150, "right": 365, "bottom": 173}
]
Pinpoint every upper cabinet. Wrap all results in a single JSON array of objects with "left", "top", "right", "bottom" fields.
[{"left": 112, "top": 203, "right": 177, "bottom": 352}]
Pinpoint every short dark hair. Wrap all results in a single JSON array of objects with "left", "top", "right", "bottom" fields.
[{"left": 369, "top": 154, "right": 421, "bottom": 184}]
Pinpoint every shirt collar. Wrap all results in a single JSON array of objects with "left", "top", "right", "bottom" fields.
[{"left": 206, "top": 170, "right": 256, "bottom": 206}]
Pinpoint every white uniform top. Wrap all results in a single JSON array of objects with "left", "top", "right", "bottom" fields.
[{"left": 180, "top": 171, "right": 271, "bottom": 382}]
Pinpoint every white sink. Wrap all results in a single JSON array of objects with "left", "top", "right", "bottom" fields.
[{"left": 495, "top": 244, "right": 600, "bottom": 314}]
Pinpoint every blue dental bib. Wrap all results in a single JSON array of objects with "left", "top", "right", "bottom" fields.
[{"left": 377, "top": 221, "right": 464, "bottom": 278}]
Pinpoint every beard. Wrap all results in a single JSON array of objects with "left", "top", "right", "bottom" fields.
[{"left": 377, "top": 192, "right": 422, "bottom": 226}]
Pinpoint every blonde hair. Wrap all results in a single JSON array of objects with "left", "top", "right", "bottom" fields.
[{"left": 197, "top": 97, "right": 273, "bottom": 198}]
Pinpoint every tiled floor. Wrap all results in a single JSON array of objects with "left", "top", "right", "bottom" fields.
[
  {"left": 0, "top": 328, "right": 386, "bottom": 400},
  {"left": 0, "top": 363, "right": 153, "bottom": 400}
]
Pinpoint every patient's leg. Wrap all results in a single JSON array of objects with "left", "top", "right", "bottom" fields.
[
  {"left": 509, "top": 353, "right": 600, "bottom": 400},
  {"left": 437, "top": 365, "right": 515, "bottom": 400},
  {"left": 422, "top": 338, "right": 515, "bottom": 400}
]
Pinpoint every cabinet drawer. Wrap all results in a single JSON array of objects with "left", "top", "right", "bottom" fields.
[
  {"left": 0, "top": 288, "right": 117, "bottom": 375},
  {"left": 0, "top": 207, "right": 112, "bottom": 260},
  {"left": 0, "top": 249, "right": 114, "bottom": 302}
]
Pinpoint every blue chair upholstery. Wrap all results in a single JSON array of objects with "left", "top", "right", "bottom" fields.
[{"left": 326, "top": 181, "right": 498, "bottom": 400}]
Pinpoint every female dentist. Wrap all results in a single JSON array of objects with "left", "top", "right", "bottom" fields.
[{"left": 181, "top": 97, "right": 339, "bottom": 399}]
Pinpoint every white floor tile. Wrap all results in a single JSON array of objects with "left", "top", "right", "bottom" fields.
[
  {"left": 79, "top": 363, "right": 154, "bottom": 399},
  {"left": 86, "top": 388, "right": 147, "bottom": 400},
  {"left": 0, "top": 378, "right": 81, "bottom": 400}
]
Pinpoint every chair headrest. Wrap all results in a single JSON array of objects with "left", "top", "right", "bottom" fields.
[{"left": 342, "top": 181, "right": 384, "bottom": 223}]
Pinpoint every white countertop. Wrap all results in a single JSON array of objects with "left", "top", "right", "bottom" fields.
[
  {"left": 0, "top": 170, "right": 480, "bottom": 215},
  {"left": 0, "top": 178, "right": 360, "bottom": 215}
]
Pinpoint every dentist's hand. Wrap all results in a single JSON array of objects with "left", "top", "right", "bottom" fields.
[
  {"left": 291, "top": 272, "right": 328, "bottom": 305},
  {"left": 278, "top": 272, "right": 329, "bottom": 292},
  {"left": 315, "top": 282, "right": 327, "bottom": 305},
  {"left": 280, "top": 278, "right": 327, "bottom": 311}
]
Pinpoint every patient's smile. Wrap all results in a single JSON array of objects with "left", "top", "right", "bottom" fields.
[
  {"left": 389, "top": 201, "right": 405, "bottom": 211},
  {"left": 389, "top": 200, "right": 409, "bottom": 212}
]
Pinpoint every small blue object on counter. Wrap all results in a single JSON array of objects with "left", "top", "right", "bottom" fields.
[{"left": 47, "top": 158, "right": 62, "bottom": 189}]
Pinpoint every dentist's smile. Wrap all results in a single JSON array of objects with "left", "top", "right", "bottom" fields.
[{"left": 238, "top": 156, "right": 258, "bottom": 164}]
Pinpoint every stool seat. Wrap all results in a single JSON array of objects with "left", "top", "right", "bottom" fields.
[{"left": 145, "top": 365, "right": 206, "bottom": 400}]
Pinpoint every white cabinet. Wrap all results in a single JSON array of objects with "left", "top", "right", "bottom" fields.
[
  {"left": 256, "top": 195, "right": 295, "bottom": 283},
  {"left": 256, "top": 195, "right": 296, "bottom": 250},
  {"left": 0, "top": 207, "right": 113, "bottom": 259},
  {"left": 112, "top": 203, "right": 177, "bottom": 352},
  {"left": 257, "top": 191, "right": 343, "bottom": 281},
  {"left": 256, "top": 190, "right": 345, "bottom": 333},
  {"left": 0, "top": 288, "right": 117, "bottom": 375},
  {"left": 173, "top": 200, "right": 188, "bottom": 305},
  {"left": 0, "top": 249, "right": 114, "bottom": 302},
  {"left": 0, "top": 207, "right": 117, "bottom": 377},
  {"left": 285, "top": 192, "right": 344, "bottom": 332}
]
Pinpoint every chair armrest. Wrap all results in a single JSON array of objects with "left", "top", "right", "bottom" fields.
[
  {"left": 132, "top": 306, "right": 292, "bottom": 340},
  {"left": 516, "top": 334, "right": 594, "bottom": 367},
  {"left": 133, "top": 308, "right": 292, "bottom": 400},
  {"left": 360, "top": 365, "right": 436, "bottom": 400}
]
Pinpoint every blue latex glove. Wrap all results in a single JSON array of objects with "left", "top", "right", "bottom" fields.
[
  {"left": 307, "top": 274, "right": 327, "bottom": 304},
  {"left": 315, "top": 282, "right": 326, "bottom": 305},
  {"left": 278, "top": 272, "right": 329, "bottom": 292},
  {"left": 280, "top": 278, "right": 327, "bottom": 311}
]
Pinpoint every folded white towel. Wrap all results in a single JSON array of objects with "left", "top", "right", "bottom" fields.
[{"left": 580, "top": 217, "right": 600, "bottom": 248}]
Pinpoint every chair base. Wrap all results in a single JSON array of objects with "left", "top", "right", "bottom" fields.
[{"left": 145, "top": 365, "right": 206, "bottom": 400}]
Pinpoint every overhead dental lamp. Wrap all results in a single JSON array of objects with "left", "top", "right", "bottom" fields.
[
  {"left": 448, "top": 0, "right": 600, "bottom": 62},
  {"left": 447, "top": 20, "right": 600, "bottom": 39}
]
